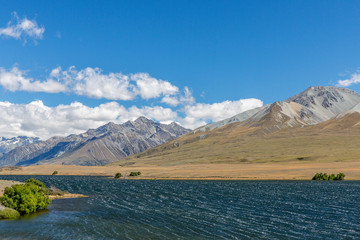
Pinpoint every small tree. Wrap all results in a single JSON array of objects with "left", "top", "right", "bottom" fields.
[
  {"left": 52, "top": 171, "right": 58, "bottom": 175},
  {"left": 114, "top": 173, "right": 122, "bottom": 179}
]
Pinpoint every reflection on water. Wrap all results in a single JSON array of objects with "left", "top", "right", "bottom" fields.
[
  {"left": 0, "top": 175, "right": 359, "bottom": 239},
  {"left": 16, "top": 209, "right": 50, "bottom": 221}
]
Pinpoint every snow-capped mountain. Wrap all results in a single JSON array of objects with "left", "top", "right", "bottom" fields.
[{"left": 0, "top": 136, "right": 41, "bottom": 156}]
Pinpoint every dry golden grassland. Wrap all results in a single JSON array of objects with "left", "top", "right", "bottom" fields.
[
  {"left": 113, "top": 125, "right": 360, "bottom": 167},
  {"left": 0, "top": 161, "right": 359, "bottom": 180}
]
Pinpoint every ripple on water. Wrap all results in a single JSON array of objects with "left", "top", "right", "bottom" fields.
[{"left": 0, "top": 176, "right": 359, "bottom": 239}]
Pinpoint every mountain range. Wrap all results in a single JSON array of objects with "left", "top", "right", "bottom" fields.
[
  {"left": 111, "top": 86, "right": 360, "bottom": 166},
  {"left": 2, "top": 86, "right": 360, "bottom": 168},
  {"left": 0, "top": 117, "right": 190, "bottom": 166}
]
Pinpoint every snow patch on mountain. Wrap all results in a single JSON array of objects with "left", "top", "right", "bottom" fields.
[{"left": 0, "top": 136, "right": 40, "bottom": 155}]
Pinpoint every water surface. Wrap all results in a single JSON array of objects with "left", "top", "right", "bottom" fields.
[{"left": 0, "top": 176, "right": 359, "bottom": 239}]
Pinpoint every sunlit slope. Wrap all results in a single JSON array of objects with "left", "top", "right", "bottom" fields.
[{"left": 110, "top": 112, "right": 360, "bottom": 166}]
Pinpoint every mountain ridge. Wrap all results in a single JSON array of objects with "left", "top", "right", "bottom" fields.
[{"left": 0, "top": 117, "right": 190, "bottom": 166}]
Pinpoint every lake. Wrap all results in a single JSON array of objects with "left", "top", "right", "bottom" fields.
[{"left": 0, "top": 176, "right": 359, "bottom": 239}]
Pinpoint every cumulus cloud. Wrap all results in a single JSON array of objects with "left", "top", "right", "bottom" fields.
[
  {"left": 0, "top": 97, "right": 263, "bottom": 139},
  {"left": 161, "top": 95, "right": 180, "bottom": 106},
  {"left": 0, "top": 12, "right": 45, "bottom": 42},
  {"left": 0, "top": 66, "right": 181, "bottom": 101},
  {"left": 0, "top": 64, "right": 264, "bottom": 137},
  {"left": 181, "top": 98, "right": 263, "bottom": 129},
  {"left": 131, "top": 73, "right": 179, "bottom": 99},
  {"left": 336, "top": 73, "right": 360, "bottom": 87},
  {"left": 57, "top": 67, "right": 136, "bottom": 100},
  {"left": 0, "top": 100, "right": 178, "bottom": 139},
  {"left": 0, "top": 67, "right": 67, "bottom": 93}
]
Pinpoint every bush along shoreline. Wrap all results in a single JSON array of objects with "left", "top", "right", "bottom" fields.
[
  {"left": 129, "top": 171, "right": 141, "bottom": 177},
  {"left": 113, "top": 172, "right": 142, "bottom": 179},
  {"left": 0, "top": 178, "right": 51, "bottom": 219},
  {"left": 114, "top": 173, "right": 122, "bottom": 179},
  {"left": 312, "top": 172, "right": 345, "bottom": 181}
]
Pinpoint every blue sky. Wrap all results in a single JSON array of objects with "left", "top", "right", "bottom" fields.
[{"left": 1, "top": 0, "right": 360, "bottom": 139}]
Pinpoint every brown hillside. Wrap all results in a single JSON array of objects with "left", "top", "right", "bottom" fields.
[{"left": 110, "top": 112, "right": 360, "bottom": 167}]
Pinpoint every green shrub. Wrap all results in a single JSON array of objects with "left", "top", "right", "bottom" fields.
[
  {"left": 328, "top": 174, "right": 336, "bottom": 181},
  {"left": 114, "top": 173, "right": 122, "bottom": 179},
  {"left": 0, "top": 207, "right": 20, "bottom": 219},
  {"left": 312, "top": 172, "right": 345, "bottom": 181},
  {"left": 52, "top": 171, "right": 58, "bottom": 175},
  {"left": 0, "top": 178, "right": 51, "bottom": 215},
  {"left": 335, "top": 172, "right": 345, "bottom": 180},
  {"left": 25, "top": 178, "right": 46, "bottom": 188},
  {"left": 129, "top": 171, "right": 141, "bottom": 176}
]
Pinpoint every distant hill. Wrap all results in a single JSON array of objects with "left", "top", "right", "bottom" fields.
[
  {"left": 111, "top": 86, "right": 360, "bottom": 167},
  {"left": 0, "top": 117, "right": 190, "bottom": 166}
]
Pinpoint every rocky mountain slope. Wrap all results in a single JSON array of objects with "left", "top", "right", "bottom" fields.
[
  {"left": 196, "top": 86, "right": 360, "bottom": 133},
  {"left": 0, "top": 117, "right": 190, "bottom": 166},
  {"left": 111, "top": 86, "right": 360, "bottom": 166}
]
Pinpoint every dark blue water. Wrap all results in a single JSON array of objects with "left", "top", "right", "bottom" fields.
[{"left": 0, "top": 176, "right": 359, "bottom": 239}]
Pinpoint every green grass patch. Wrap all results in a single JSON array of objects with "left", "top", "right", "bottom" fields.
[{"left": 0, "top": 207, "right": 20, "bottom": 219}]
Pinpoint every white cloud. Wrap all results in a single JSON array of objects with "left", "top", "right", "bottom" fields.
[
  {"left": 180, "top": 86, "right": 195, "bottom": 104},
  {"left": 161, "top": 95, "right": 180, "bottom": 106},
  {"left": 0, "top": 64, "right": 264, "bottom": 137},
  {"left": 0, "top": 12, "right": 45, "bottom": 42},
  {"left": 0, "top": 67, "right": 67, "bottom": 93},
  {"left": 336, "top": 73, "right": 360, "bottom": 87},
  {"left": 69, "top": 67, "right": 136, "bottom": 100},
  {"left": 181, "top": 98, "right": 263, "bottom": 129},
  {"left": 0, "top": 100, "right": 178, "bottom": 139},
  {"left": 131, "top": 73, "right": 179, "bottom": 99},
  {"left": 179, "top": 116, "right": 207, "bottom": 130},
  {"left": 161, "top": 87, "right": 195, "bottom": 106},
  {"left": 0, "top": 66, "right": 182, "bottom": 102},
  {"left": 127, "top": 106, "right": 178, "bottom": 122},
  {"left": 0, "top": 97, "right": 263, "bottom": 139}
]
